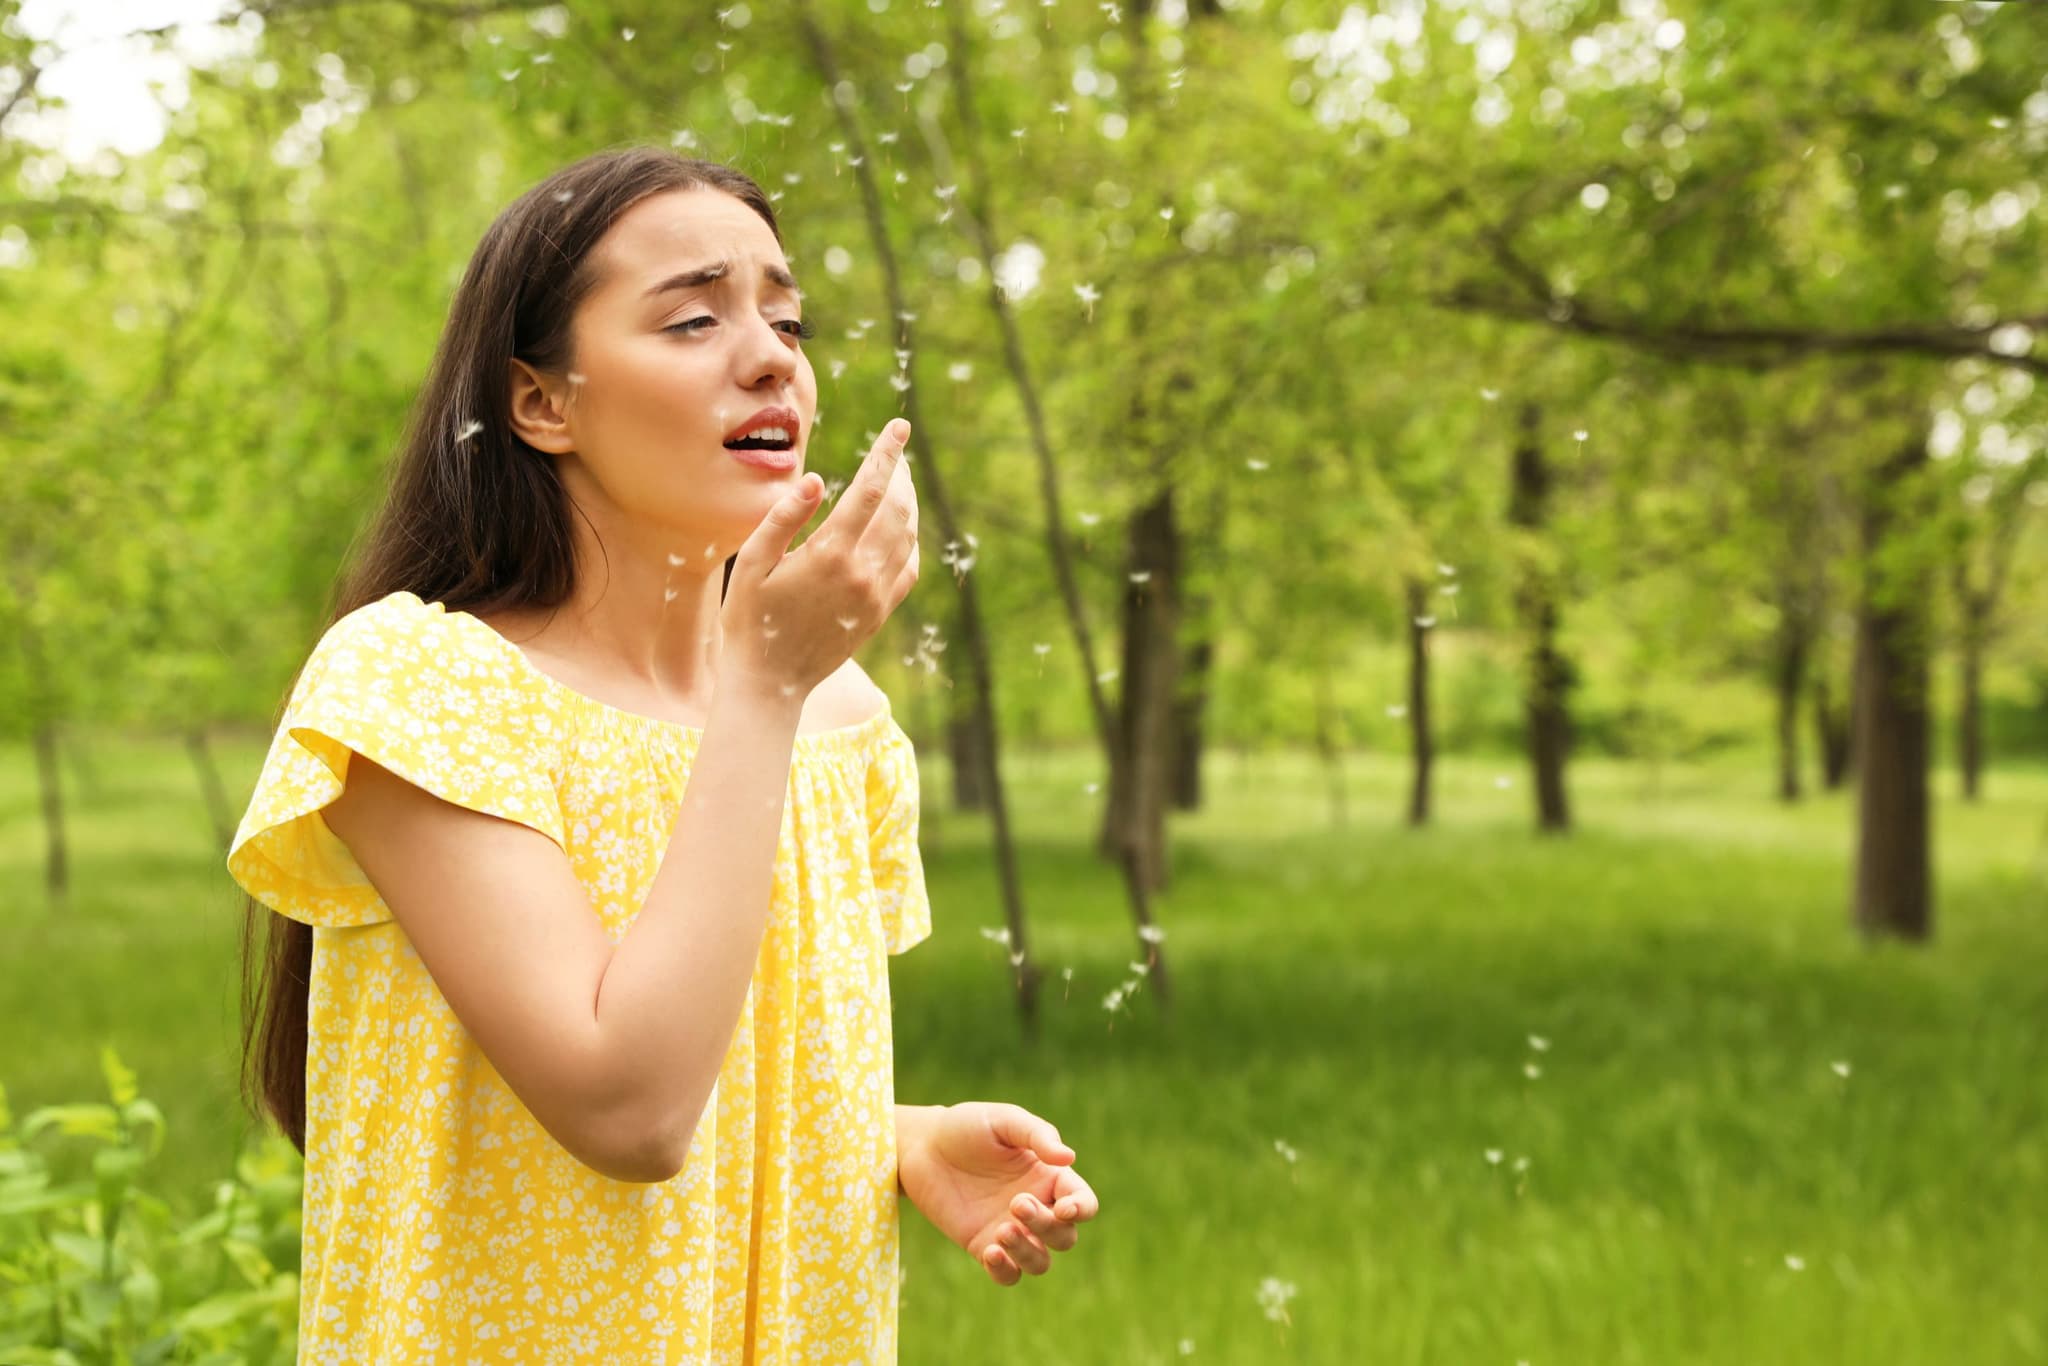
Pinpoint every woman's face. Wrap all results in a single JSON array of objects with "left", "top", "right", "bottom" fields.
[{"left": 519, "top": 187, "right": 817, "bottom": 560}]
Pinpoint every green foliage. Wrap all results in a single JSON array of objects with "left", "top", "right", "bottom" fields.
[{"left": 0, "top": 1051, "right": 302, "bottom": 1365}]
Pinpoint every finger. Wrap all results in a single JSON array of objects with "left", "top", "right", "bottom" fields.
[
  {"left": 995, "top": 1220, "right": 1052, "bottom": 1276},
  {"left": 988, "top": 1105, "right": 1075, "bottom": 1167},
  {"left": 981, "top": 1243, "right": 1020, "bottom": 1287},
  {"left": 858, "top": 464, "right": 919, "bottom": 599},
  {"left": 820, "top": 418, "right": 909, "bottom": 547},
  {"left": 1049, "top": 1167, "right": 1099, "bottom": 1223},
  {"left": 887, "top": 538, "right": 920, "bottom": 609},
  {"left": 731, "top": 472, "right": 823, "bottom": 581},
  {"left": 1011, "top": 1193, "right": 1080, "bottom": 1253}
]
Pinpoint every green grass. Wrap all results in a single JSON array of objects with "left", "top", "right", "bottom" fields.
[{"left": 4, "top": 732, "right": 2045, "bottom": 1363}]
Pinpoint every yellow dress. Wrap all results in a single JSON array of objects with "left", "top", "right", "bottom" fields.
[{"left": 227, "top": 590, "right": 931, "bottom": 1365}]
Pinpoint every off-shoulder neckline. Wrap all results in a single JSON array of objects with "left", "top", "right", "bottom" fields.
[{"left": 383, "top": 591, "right": 895, "bottom": 756}]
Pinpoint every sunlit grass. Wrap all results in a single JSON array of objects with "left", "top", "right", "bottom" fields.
[{"left": 3, "top": 732, "right": 2043, "bottom": 1363}]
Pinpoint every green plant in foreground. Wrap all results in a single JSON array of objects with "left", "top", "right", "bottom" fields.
[{"left": 0, "top": 1048, "right": 301, "bottom": 1365}]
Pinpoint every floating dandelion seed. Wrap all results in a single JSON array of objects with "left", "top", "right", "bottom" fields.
[
  {"left": 1138, "top": 924, "right": 1166, "bottom": 944},
  {"left": 1129, "top": 570, "right": 1153, "bottom": 585},
  {"left": 1097, "top": 668, "right": 1119, "bottom": 683},
  {"left": 552, "top": 188, "right": 574, "bottom": 203},
  {"left": 895, "top": 80, "right": 914, "bottom": 94},
  {"left": 895, "top": 171, "right": 909, "bottom": 185},
  {"left": 829, "top": 358, "right": 847, "bottom": 379},
  {"left": 1784, "top": 1255, "right": 1806, "bottom": 1272},
  {"left": 1524, "top": 1062, "right": 1543, "bottom": 1080},
  {"left": 1101, "top": 1, "right": 1123, "bottom": 20},
  {"left": 1438, "top": 562, "right": 1456, "bottom": 575},
  {"left": 664, "top": 588, "right": 678, "bottom": 602},
  {"left": 1009, "top": 949, "right": 1026, "bottom": 967},
  {"left": 1127, "top": 960, "right": 1150, "bottom": 975},
  {"left": 1480, "top": 387, "right": 1500, "bottom": 401},
  {"left": 878, "top": 130, "right": 899, "bottom": 145},
  {"left": 1246, "top": 458, "right": 1269, "bottom": 471},
  {"left": 499, "top": 67, "right": 521, "bottom": 81},
  {"left": 1495, "top": 775, "right": 1513, "bottom": 789},
  {"left": 1160, "top": 206, "right": 1175, "bottom": 221},
  {"left": 1255, "top": 1277, "right": 1297, "bottom": 1327},
  {"left": 1074, "top": 282, "right": 1101, "bottom": 320},
  {"left": 1529, "top": 1035, "right": 1551, "bottom": 1052},
  {"left": 1573, "top": 428, "right": 1588, "bottom": 442},
  {"left": 1387, "top": 704, "right": 1407, "bottom": 718},
  {"left": 1179, "top": 1340, "right": 1195, "bottom": 1356},
  {"left": 979, "top": 926, "right": 1012, "bottom": 946},
  {"left": 456, "top": 419, "right": 484, "bottom": 443},
  {"left": 1831, "top": 1060, "right": 1851, "bottom": 1078},
  {"left": 889, "top": 374, "right": 912, "bottom": 392},
  {"left": 948, "top": 362, "right": 973, "bottom": 381},
  {"left": 621, "top": 27, "right": 635, "bottom": 40},
  {"left": 1033, "top": 642, "right": 1052, "bottom": 656},
  {"left": 836, "top": 615, "right": 859, "bottom": 631},
  {"left": 1512, "top": 1155, "right": 1530, "bottom": 1174},
  {"left": 1414, "top": 615, "right": 1437, "bottom": 628},
  {"left": 1078, "top": 510, "right": 1101, "bottom": 527},
  {"left": 1485, "top": 1148, "right": 1504, "bottom": 1165},
  {"left": 1441, "top": 583, "right": 1461, "bottom": 596},
  {"left": 1084, "top": 781, "right": 1101, "bottom": 794},
  {"left": 1273, "top": 1138, "right": 1299, "bottom": 1164}
]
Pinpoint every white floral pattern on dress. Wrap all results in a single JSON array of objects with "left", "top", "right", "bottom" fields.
[{"left": 228, "top": 590, "right": 931, "bottom": 1364}]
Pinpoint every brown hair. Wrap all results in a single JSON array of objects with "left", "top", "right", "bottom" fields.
[{"left": 238, "top": 144, "right": 783, "bottom": 1153}]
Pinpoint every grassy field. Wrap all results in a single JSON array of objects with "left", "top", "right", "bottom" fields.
[{"left": 4, "top": 732, "right": 2044, "bottom": 1364}]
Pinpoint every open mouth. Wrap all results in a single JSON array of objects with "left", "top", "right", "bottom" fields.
[{"left": 723, "top": 425, "right": 796, "bottom": 452}]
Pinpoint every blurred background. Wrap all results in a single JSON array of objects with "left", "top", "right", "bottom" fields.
[{"left": 2, "top": 0, "right": 2045, "bottom": 1361}]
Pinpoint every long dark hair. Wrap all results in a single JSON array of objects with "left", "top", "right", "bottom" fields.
[{"left": 239, "top": 145, "right": 783, "bottom": 1154}]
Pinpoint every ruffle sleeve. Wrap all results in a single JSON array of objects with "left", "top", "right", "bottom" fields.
[
  {"left": 864, "top": 719, "right": 932, "bottom": 956},
  {"left": 226, "top": 591, "right": 566, "bottom": 928}
]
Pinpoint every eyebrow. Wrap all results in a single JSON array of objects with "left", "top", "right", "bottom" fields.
[{"left": 641, "top": 259, "right": 800, "bottom": 300}]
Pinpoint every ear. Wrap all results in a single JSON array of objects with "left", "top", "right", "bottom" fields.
[{"left": 507, "top": 357, "right": 577, "bottom": 456}]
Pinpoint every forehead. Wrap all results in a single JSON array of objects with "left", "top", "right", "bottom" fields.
[{"left": 591, "top": 188, "right": 789, "bottom": 293}]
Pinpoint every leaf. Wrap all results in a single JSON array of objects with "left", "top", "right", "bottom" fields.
[{"left": 98, "top": 1046, "right": 138, "bottom": 1111}]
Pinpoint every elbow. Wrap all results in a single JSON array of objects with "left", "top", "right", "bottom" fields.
[{"left": 575, "top": 1087, "right": 706, "bottom": 1185}]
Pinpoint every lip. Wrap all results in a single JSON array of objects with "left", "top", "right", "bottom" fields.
[
  {"left": 727, "top": 446, "right": 801, "bottom": 472},
  {"left": 722, "top": 404, "right": 802, "bottom": 443}
]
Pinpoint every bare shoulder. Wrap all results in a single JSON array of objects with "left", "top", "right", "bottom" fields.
[{"left": 826, "top": 657, "right": 890, "bottom": 727}]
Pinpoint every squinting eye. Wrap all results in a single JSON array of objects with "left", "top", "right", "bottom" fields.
[{"left": 664, "top": 317, "right": 713, "bottom": 334}]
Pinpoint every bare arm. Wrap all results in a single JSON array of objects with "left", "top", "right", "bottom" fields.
[
  {"left": 321, "top": 422, "right": 920, "bottom": 1184},
  {"left": 325, "top": 680, "right": 806, "bottom": 1182}
]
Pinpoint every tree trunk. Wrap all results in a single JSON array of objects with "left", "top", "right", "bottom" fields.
[
  {"left": 1958, "top": 603, "right": 1986, "bottom": 803},
  {"left": 1405, "top": 576, "right": 1434, "bottom": 827},
  {"left": 1773, "top": 608, "right": 1809, "bottom": 803},
  {"left": 1509, "top": 401, "right": 1573, "bottom": 833},
  {"left": 1852, "top": 435, "right": 1932, "bottom": 941},
  {"left": 1171, "top": 630, "right": 1212, "bottom": 811},
  {"left": 947, "top": 648, "right": 989, "bottom": 815},
  {"left": 1311, "top": 663, "right": 1347, "bottom": 827},
  {"left": 186, "top": 726, "right": 237, "bottom": 852},
  {"left": 33, "top": 722, "right": 68, "bottom": 906},
  {"left": 1814, "top": 672, "right": 1852, "bottom": 790},
  {"left": 1097, "top": 490, "right": 1182, "bottom": 894}
]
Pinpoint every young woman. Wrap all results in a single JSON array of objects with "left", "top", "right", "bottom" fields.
[{"left": 229, "top": 145, "right": 1097, "bottom": 1363}]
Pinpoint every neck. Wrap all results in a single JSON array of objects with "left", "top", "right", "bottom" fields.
[{"left": 552, "top": 502, "right": 734, "bottom": 710}]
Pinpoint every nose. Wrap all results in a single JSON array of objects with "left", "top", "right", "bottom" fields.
[{"left": 739, "top": 312, "right": 799, "bottom": 389}]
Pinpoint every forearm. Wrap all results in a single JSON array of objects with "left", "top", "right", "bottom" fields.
[{"left": 592, "top": 676, "right": 807, "bottom": 1172}]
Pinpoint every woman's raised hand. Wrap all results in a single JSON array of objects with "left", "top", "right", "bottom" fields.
[{"left": 721, "top": 417, "right": 920, "bottom": 698}]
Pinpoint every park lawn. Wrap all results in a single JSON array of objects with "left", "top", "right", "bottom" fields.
[{"left": 2, "top": 731, "right": 2043, "bottom": 1365}]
